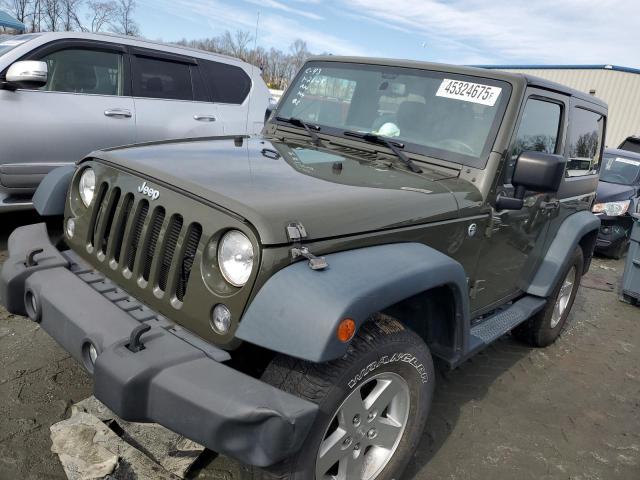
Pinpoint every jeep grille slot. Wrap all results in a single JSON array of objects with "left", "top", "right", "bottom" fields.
[
  {"left": 158, "top": 214, "right": 183, "bottom": 292},
  {"left": 88, "top": 182, "right": 108, "bottom": 248},
  {"left": 98, "top": 188, "right": 120, "bottom": 254},
  {"left": 112, "top": 194, "right": 134, "bottom": 263},
  {"left": 175, "top": 223, "right": 202, "bottom": 302},
  {"left": 126, "top": 200, "right": 149, "bottom": 272},
  {"left": 142, "top": 207, "right": 166, "bottom": 281}
]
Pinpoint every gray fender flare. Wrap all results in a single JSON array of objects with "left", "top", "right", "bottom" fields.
[
  {"left": 526, "top": 210, "right": 600, "bottom": 297},
  {"left": 236, "top": 243, "right": 470, "bottom": 362},
  {"left": 33, "top": 165, "right": 75, "bottom": 216}
]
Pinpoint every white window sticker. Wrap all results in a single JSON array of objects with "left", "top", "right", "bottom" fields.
[
  {"left": 616, "top": 157, "right": 640, "bottom": 167},
  {"left": 436, "top": 78, "right": 502, "bottom": 106}
]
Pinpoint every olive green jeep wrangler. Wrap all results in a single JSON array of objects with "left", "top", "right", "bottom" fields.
[{"left": 0, "top": 57, "right": 606, "bottom": 479}]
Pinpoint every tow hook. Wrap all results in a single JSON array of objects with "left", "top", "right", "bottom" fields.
[
  {"left": 127, "top": 323, "right": 151, "bottom": 353},
  {"left": 25, "top": 248, "right": 44, "bottom": 267}
]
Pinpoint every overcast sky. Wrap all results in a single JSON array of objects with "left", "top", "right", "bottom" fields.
[{"left": 137, "top": 0, "right": 639, "bottom": 68}]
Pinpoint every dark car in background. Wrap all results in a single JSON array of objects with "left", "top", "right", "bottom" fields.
[
  {"left": 593, "top": 148, "right": 640, "bottom": 257},
  {"left": 619, "top": 135, "right": 640, "bottom": 154}
]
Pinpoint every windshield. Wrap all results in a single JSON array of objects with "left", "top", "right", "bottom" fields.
[
  {"left": 600, "top": 154, "right": 640, "bottom": 185},
  {"left": 0, "top": 34, "right": 38, "bottom": 57},
  {"left": 276, "top": 61, "right": 511, "bottom": 167}
]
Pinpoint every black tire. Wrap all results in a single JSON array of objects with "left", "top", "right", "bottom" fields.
[
  {"left": 514, "top": 246, "right": 584, "bottom": 347},
  {"left": 252, "top": 314, "right": 435, "bottom": 480}
]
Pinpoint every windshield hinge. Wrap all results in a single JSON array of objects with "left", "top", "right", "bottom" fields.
[{"left": 286, "top": 221, "right": 328, "bottom": 270}]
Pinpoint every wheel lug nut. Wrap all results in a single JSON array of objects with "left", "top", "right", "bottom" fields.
[
  {"left": 354, "top": 443, "right": 361, "bottom": 451},
  {"left": 353, "top": 414, "right": 361, "bottom": 426},
  {"left": 367, "top": 410, "right": 377, "bottom": 422},
  {"left": 342, "top": 436, "right": 353, "bottom": 448},
  {"left": 367, "top": 428, "right": 377, "bottom": 439}
]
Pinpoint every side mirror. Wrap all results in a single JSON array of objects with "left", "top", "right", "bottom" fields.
[
  {"left": 4, "top": 60, "right": 48, "bottom": 89},
  {"left": 496, "top": 151, "right": 566, "bottom": 210}
]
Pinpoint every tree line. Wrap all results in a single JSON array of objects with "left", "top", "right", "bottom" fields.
[
  {"left": 2, "top": 0, "right": 139, "bottom": 35},
  {"left": 175, "top": 33, "right": 315, "bottom": 89},
  {"left": 2, "top": 0, "right": 315, "bottom": 89}
]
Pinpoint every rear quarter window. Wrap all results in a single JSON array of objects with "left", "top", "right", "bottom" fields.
[{"left": 201, "top": 60, "right": 251, "bottom": 104}]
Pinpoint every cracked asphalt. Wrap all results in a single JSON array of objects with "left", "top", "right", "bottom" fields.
[{"left": 1, "top": 211, "right": 639, "bottom": 480}]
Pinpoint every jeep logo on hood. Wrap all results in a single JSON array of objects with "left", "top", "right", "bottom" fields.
[{"left": 138, "top": 181, "right": 160, "bottom": 200}]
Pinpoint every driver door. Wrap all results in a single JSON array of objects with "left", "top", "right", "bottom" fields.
[{"left": 470, "top": 90, "right": 568, "bottom": 314}]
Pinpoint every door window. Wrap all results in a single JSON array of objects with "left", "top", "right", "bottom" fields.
[
  {"left": 38, "top": 48, "right": 123, "bottom": 95},
  {"left": 505, "top": 98, "right": 562, "bottom": 183},
  {"left": 133, "top": 56, "right": 193, "bottom": 101},
  {"left": 201, "top": 60, "right": 251, "bottom": 104},
  {"left": 567, "top": 107, "right": 605, "bottom": 177}
]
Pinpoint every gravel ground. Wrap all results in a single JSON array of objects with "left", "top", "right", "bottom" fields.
[{"left": 0, "top": 212, "right": 639, "bottom": 480}]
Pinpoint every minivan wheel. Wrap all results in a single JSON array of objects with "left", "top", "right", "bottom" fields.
[
  {"left": 252, "top": 314, "right": 434, "bottom": 480},
  {"left": 514, "top": 246, "right": 584, "bottom": 347}
]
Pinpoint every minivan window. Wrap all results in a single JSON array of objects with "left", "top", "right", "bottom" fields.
[
  {"left": 38, "top": 48, "right": 123, "bottom": 95},
  {"left": 0, "top": 34, "right": 38, "bottom": 57},
  {"left": 504, "top": 98, "right": 562, "bottom": 184},
  {"left": 133, "top": 56, "right": 193, "bottom": 101},
  {"left": 201, "top": 60, "right": 251, "bottom": 104},
  {"left": 567, "top": 107, "right": 605, "bottom": 177}
]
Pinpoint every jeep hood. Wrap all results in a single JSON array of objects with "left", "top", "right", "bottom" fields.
[{"left": 93, "top": 136, "right": 465, "bottom": 245}]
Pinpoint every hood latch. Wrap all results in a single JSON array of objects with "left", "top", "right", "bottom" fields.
[{"left": 287, "top": 222, "right": 328, "bottom": 271}]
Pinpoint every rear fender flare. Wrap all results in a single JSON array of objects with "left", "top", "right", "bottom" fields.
[
  {"left": 236, "top": 243, "right": 470, "bottom": 362},
  {"left": 526, "top": 210, "right": 600, "bottom": 297}
]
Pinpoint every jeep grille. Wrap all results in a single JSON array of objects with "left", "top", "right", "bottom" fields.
[{"left": 88, "top": 181, "right": 203, "bottom": 302}]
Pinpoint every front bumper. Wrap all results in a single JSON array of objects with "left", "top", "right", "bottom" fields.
[
  {"left": 0, "top": 223, "right": 318, "bottom": 467},
  {"left": 595, "top": 216, "right": 634, "bottom": 253}
]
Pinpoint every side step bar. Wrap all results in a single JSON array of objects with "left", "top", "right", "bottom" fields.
[{"left": 466, "top": 295, "right": 547, "bottom": 358}]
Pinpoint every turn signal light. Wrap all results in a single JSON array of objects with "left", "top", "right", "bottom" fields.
[{"left": 337, "top": 318, "right": 356, "bottom": 343}]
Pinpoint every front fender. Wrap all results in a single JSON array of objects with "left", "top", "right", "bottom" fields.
[
  {"left": 32, "top": 165, "right": 75, "bottom": 216},
  {"left": 236, "top": 243, "right": 469, "bottom": 362}
]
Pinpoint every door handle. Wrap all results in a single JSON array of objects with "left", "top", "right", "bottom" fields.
[
  {"left": 194, "top": 114, "right": 216, "bottom": 122},
  {"left": 104, "top": 109, "right": 132, "bottom": 118}
]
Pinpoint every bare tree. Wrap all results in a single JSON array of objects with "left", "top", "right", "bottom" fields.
[
  {"left": 110, "top": 0, "right": 138, "bottom": 36},
  {"left": 60, "top": 0, "right": 83, "bottom": 31},
  {"left": 4, "top": 0, "right": 32, "bottom": 23},
  {"left": 43, "top": 0, "right": 62, "bottom": 31},
  {"left": 86, "top": 0, "right": 116, "bottom": 32}
]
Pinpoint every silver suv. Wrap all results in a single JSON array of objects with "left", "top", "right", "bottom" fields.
[{"left": 0, "top": 32, "right": 270, "bottom": 212}]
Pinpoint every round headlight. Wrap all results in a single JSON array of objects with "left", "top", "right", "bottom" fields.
[
  {"left": 79, "top": 168, "right": 96, "bottom": 207},
  {"left": 218, "top": 230, "right": 254, "bottom": 287}
]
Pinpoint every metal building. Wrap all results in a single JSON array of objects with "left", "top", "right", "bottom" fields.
[{"left": 477, "top": 65, "right": 640, "bottom": 148}]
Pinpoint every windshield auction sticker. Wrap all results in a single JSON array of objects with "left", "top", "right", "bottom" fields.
[{"left": 436, "top": 79, "right": 502, "bottom": 106}]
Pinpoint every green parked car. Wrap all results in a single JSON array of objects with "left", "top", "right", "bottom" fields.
[{"left": 0, "top": 57, "right": 606, "bottom": 480}]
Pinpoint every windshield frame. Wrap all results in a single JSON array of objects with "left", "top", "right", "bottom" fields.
[
  {"left": 273, "top": 60, "right": 513, "bottom": 169},
  {"left": 599, "top": 153, "right": 640, "bottom": 186}
]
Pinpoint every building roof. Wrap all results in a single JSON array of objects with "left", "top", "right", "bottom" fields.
[
  {"left": 474, "top": 64, "right": 640, "bottom": 76},
  {"left": 0, "top": 10, "right": 25, "bottom": 32}
]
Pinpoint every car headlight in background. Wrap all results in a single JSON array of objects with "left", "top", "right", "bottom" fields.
[
  {"left": 79, "top": 168, "right": 96, "bottom": 207},
  {"left": 218, "top": 230, "right": 254, "bottom": 287},
  {"left": 592, "top": 200, "right": 630, "bottom": 217}
]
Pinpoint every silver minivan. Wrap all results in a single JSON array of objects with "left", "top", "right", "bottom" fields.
[{"left": 0, "top": 32, "right": 270, "bottom": 212}]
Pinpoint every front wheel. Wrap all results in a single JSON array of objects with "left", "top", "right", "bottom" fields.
[{"left": 253, "top": 315, "right": 435, "bottom": 480}]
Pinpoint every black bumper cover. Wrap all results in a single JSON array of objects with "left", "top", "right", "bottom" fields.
[{"left": 0, "top": 223, "right": 317, "bottom": 467}]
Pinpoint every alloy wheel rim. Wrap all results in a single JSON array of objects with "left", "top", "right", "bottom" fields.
[
  {"left": 550, "top": 266, "right": 576, "bottom": 328},
  {"left": 315, "top": 372, "right": 411, "bottom": 480}
]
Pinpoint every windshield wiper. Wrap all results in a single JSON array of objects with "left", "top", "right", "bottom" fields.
[
  {"left": 276, "top": 116, "right": 322, "bottom": 146},
  {"left": 343, "top": 130, "right": 422, "bottom": 173}
]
